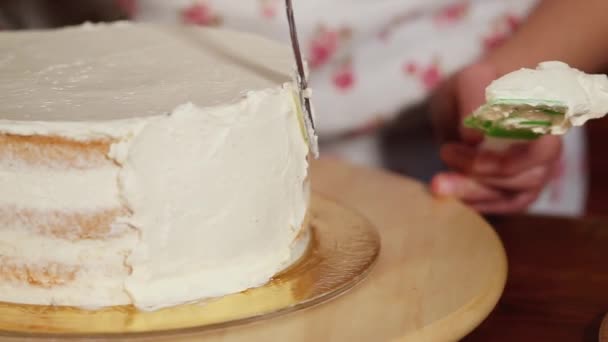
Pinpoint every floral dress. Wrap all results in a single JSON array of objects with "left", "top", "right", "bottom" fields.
[{"left": 116, "top": 0, "right": 587, "bottom": 216}]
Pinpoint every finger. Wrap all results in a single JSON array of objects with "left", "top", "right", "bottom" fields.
[
  {"left": 469, "top": 190, "right": 540, "bottom": 214},
  {"left": 431, "top": 172, "right": 503, "bottom": 202},
  {"left": 478, "top": 165, "right": 550, "bottom": 191},
  {"left": 441, "top": 143, "right": 510, "bottom": 177},
  {"left": 472, "top": 135, "right": 562, "bottom": 177},
  {"left": 439, "top": 143, "right": 475, "bottom": 173},
  {"left": 457, "top": 63, "right": 498, "bottom": 144}
]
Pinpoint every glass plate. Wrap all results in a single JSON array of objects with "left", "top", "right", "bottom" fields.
[{"left": 0, "top": 193, "right": 380, "bottom": 340}]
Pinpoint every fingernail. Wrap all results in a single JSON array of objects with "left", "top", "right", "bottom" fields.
[{"left": 435, "top": 176, "right": 455, "bottom": 195}]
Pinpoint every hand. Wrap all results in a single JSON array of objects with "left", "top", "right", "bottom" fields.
[{"left": 429, "top": 62, "right": 562, "bottom": 214}]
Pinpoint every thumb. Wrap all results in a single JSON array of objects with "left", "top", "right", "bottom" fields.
[
  {"left": 430, "top": 172, "right": 502, "bottom": 201},
  {"left": 456, "top": 62, "right": 499, "bottom": 144}
]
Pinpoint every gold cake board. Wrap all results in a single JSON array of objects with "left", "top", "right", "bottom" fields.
[
  {"left": 0, "top": 193, "right": 380, "bottom": 339},
  {"left": 0, "top": 159, "right": 507, "bottom": 341}
]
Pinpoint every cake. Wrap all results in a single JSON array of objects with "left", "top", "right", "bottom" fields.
[
  {"left": 0, "top": 23, "right": 313, "bottom": 310},
  {"left": 485, "top": 61, "right": 608, "bottom": 133}
]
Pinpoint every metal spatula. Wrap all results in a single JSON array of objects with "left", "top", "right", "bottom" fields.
[{"left": 285, "top": 0, "right": 319, "bottom": 158}]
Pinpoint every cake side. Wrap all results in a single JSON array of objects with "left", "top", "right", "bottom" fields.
[
  {"left": 119, "top": 87, "right": 310, "bottom": 310},
  {"left": 0, "top": 23, "right": 311, "bottom": 310},
  {"left": 0, "top": 87, "right": 310, "bottom": 310}
]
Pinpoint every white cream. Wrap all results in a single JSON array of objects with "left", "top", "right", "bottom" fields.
[
  {"left": 0, "top": 23, "right": 294, "bottom": 122},
  {"left": 119, "top": 90, "right": 308, "bottom": 310},
  {"left": 486, "top": 61, "right": 608, "bottom": 130},
  {"left": 0, "top": 167, "right": 120, "bottom": 209},
  {"left": 0, "top": 229, "right": 136, "bottom": 307},
  {"left": 0, "top": 23, "right": 312, "bottom": 310}
]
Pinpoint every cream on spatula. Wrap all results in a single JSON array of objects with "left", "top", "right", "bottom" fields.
[{"left": 465, "top": 61, "right": 608, "bottom": 150}]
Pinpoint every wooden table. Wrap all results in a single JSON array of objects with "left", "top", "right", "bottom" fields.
[{"left": 464, "top": 215, "right": 608, "bottom": 341}]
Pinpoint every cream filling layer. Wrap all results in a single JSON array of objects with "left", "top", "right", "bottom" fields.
[
  {"left": 0, "top": 167, "right": 121, "bottom": 210},
  {"left": 0, "top": 228, "right": 136, "bottom": 267},
  {"left": 0, "top": 276, "right": 130, "bottom": 308},
  {"left": 0, "top": 229, "right": 136, "bottom": 307},
  {"left": 0, "top": 118, "right": 145, "bottom": 142}
]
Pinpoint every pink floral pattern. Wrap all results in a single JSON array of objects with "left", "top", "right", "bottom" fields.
[
  {"left": 308, "top": 25, "right": 351, "bottom": 70},
  {"left": 181, "top": 2, "right": 222, "bottom": 26},
  {"left": 403, "top": 59, "right": 443, "bottom": 91},
  {"left": 482, "top": 13, "right": 521, "bottom": 50},
  {"left": 332, "top": 60, "right": 356, "bottom": 91},
  {"left": 259, "top": 0, "right": 280, "bottom": 19},
  {"left": 433, "top": 1, "right": 470, "bottom": 26}
]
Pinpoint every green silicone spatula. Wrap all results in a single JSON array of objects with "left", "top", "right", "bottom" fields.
[{"left": 464, "top": 99, "right": 569, "bottom": 151}]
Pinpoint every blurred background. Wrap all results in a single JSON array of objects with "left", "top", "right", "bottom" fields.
[
  {"left": 2, "top": 0, "right": 607, "bottom": 217},
  {"left": 0, "top": 0, "right": 125, "bottom": 28}
]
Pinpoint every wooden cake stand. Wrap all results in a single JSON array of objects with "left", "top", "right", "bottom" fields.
[
  {"left": 149, "top": 159, "right": 506, "bottom": 341},
  {"left": 0, "top": 159, "right": 507, "bottom": 341}
]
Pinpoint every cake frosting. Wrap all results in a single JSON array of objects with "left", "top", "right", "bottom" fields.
[
  {"left": 0, "top": 23, "right": 311, "bottom": 310},
  {"left": 486, "top": 61, "right": 608, "bottom": 132}
]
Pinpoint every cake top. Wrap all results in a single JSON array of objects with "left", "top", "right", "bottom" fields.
[{"left": 0, "top": 22, "right": 294, "bottom": 122}]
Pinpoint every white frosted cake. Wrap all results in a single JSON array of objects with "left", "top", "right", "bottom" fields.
[{"left": 0, "top": 23, "right": 312, "bottom": 310}]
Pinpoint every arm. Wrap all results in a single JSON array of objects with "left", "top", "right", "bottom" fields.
[{"left": 485, "top": 0, "right": 608, "bottom": 74}]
